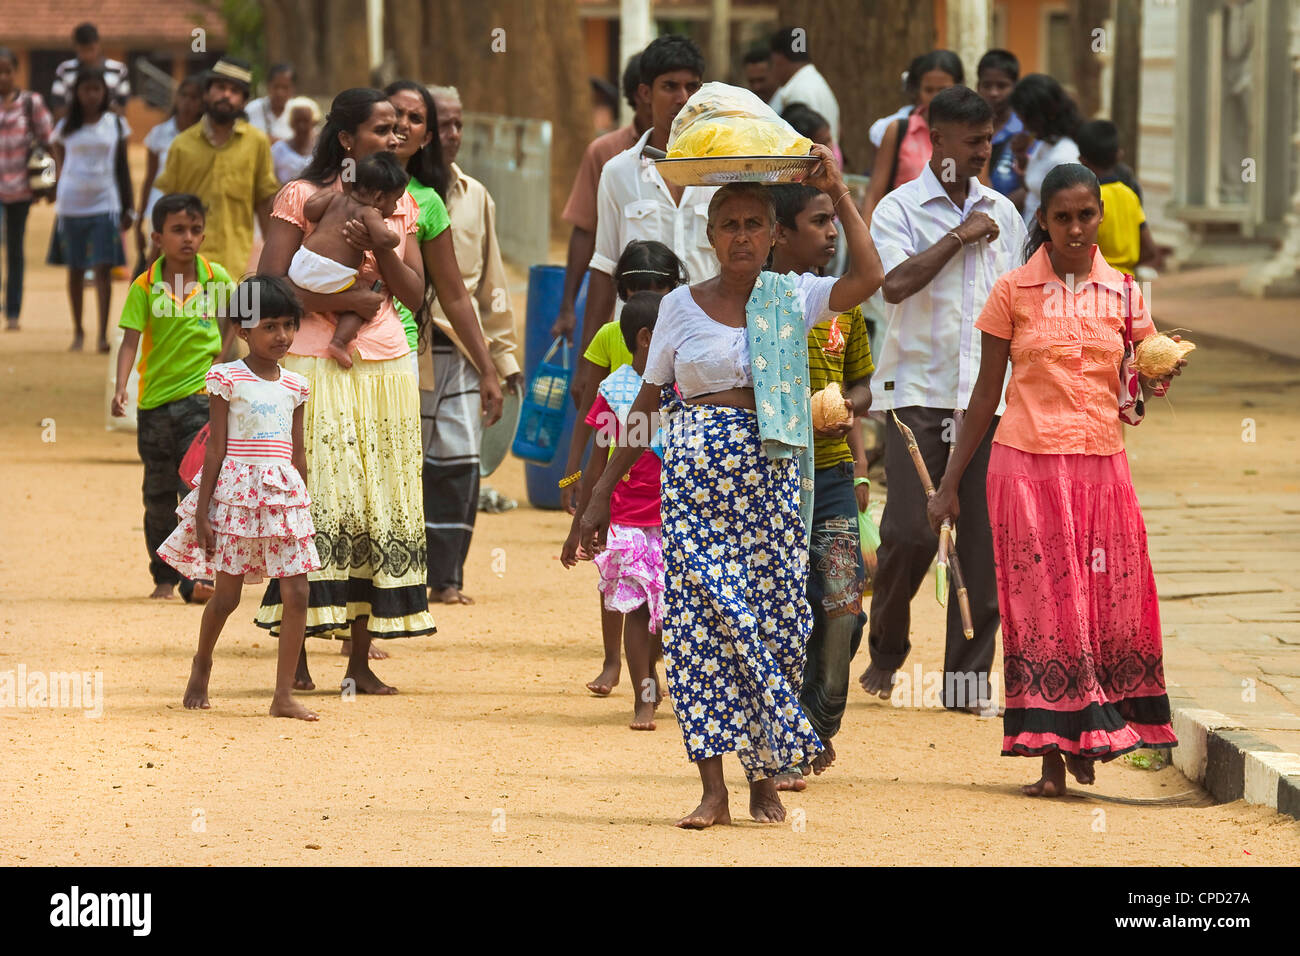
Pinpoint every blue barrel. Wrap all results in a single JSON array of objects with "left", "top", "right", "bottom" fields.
[{"left": 521, "top": 266, "right": 589, "bottom": 509}]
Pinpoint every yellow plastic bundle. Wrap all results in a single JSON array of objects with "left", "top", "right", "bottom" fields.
[{"left": 667, "top": 82, "right": 813, "bottom": 159}]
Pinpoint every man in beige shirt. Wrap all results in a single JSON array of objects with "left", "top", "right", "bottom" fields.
[
  {"left": 420, "top": 85, "right": 521, "bottom": 605},
  {"left": 550, "top": 52, "right": 651, "bottom": 364}
]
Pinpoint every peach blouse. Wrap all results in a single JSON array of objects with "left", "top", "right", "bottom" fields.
[
  {"left": 276, "top": 178, "right": 420, "bottom": 361},
  {"left": 975, "top": 244, "right": 1155, "bottom": 456}
]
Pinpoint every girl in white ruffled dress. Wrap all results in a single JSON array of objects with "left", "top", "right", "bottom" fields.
[{"left": 158, "top": 276, "right": 321, "bottom": 720}]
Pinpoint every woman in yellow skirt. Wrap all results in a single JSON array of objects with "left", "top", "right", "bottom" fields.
[{"left": 253, "top": 88, "right": 497, "bottom": 694}]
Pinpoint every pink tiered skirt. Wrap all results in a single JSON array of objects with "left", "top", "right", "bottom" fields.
[
  {"left": 986, "top": 444, "right": 1177, "bottom": 759},
  {"left": 157, "top": 458, "right": 321, "bottom": 584},
  {"left": 594, "top": 523, "right": 665, "bottom": 631}
]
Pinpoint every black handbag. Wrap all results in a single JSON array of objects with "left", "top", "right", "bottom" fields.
[{"left": 22, "top": 94, "right": 56, "bottom": 196}]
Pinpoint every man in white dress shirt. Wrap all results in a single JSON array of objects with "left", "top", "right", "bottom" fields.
[
  {"left": 580, "top": 36, "right": 719, "bottom": 371},
  {"left": 767, "top": 27, "right": 840, "bottom": 152},
  {"left": 863, "top": 86, "right": 1027, "bottom": 713}
]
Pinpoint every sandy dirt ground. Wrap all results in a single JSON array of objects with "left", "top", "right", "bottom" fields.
[{"left": 3, "top": 199, "right": 1299, "bottom": 865}]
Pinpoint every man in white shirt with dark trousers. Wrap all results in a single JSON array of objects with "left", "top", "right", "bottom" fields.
[
  {"left": 863, "top": 86, "right": 1026, "bottom": 715},
  {"left": 579, "top": 35, "right": 719, "bottom": 391}
]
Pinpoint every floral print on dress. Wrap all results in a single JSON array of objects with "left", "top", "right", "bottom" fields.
[
  {"left": 157, "top": 361, "right": 319, "bottom": 584},
  {"left": 660, "top": 401, "right": 823, "bottom": 782}
]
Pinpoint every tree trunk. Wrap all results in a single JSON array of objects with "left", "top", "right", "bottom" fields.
[
  {"left": 407, "top": 0, "right": 590, "bottom": 235},
  {"left": 386, "top": 0, "right": 425, "bottom": 82},
  {"left": 264, "top": 0, "right": 326, "bottom": 95},
  {"left": 324, "top": 0, "right": 373, "bottom": 91},
  {"left": 1069, "top": 0, "right": 1110, "bottom": 119},
  {"left": 775, "top": 0, "right": 935, "bottom": 175},
  {"left": 1111, "top": 0, "right": 1143, "bottom": 172}
]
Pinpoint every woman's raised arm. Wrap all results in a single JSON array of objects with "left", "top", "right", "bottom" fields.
[{"left": 804, "top": 145, "right": 885, "bottom": 313}]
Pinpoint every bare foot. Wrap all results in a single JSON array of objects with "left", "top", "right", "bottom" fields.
[
  {"left": 749, "top": 778, "right": 787, "bottom": 823},
  {"left": 811, "top": 738, "right": 836, "bottom": 775},
  {"left": 150, "top": 582, "right": 176, "bottom": 600},
  {"left": 774, "top": 769, "right": 807, "bottom": 792},
  {"left": 325, "top": 341, "right": 354, "bottom": 368},
  {"left": 294, "top": 655, "right": 315, "bottom": 692},
  {"left": 97, "top": 339, "right": 111, "bottom": 353},
  {"left": 1023, "top": 751, "right": 1068, "bottom": 797},
  {"left": 345, "top": 666, "right": 397, "bottom": 695},
  {"left": 960, "top": 702, "right": 1005, "bottom": 718},
  {"left": 586, "top": 662, "right": 620, "bottom": 697},
  {"left": 183, "top": 655, "right": 212, "bottom": 709},
  {"left": 630, "top": 699, "right": 656, "bottom": 731},
  {"left": 675, "top": 791, "right": 731, "bottom": 829},
  {"left": 1064, "top": 753, "right": 1096, "bottom": 785},
  {"left": 5, "top": 318, "right": 19, "bottom": 331},
  {"left": 435, "top": 586, "right": 474, "bottom": 605},
  {"left": 270, "top": 695, "right": 320, "bottom": 721},
  {"left": 859, "top": 662, "right": 896, "bottom": 700},
  {"left": 69, "top": 334, "right": 84, "bottom": 352},
  {"left": 339, "top": 639, "right": 389, "bottom": 660},
  {"left": 190, "top": 580, "right": 215, "bottom": 604}
]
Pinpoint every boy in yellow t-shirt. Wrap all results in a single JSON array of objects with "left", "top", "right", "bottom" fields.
[
  {"left": 112, "top": 193, "right": 235, "bottom": 602},
  {"left": 1077, "top": 120, "right": 1163, "bottom": 276}
]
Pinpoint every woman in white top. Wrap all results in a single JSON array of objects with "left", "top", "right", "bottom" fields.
[
  {"left": 1009, "top": 74, "right": 1082, "bottom": 226},
  {"left": 578, "top": 145, "right": 884, "bottom": 829},
  {"left": 47, "top": 67, "right": 129, "bottom": 353},
  {"left": 135, "top": 76, "right": 203, "bottom": 268},
  {"left": 244, "top": 64, "right": 295, "bottom": 144},
  {"left": 270, "top": 96, "right": 320, "bottom": 185}
]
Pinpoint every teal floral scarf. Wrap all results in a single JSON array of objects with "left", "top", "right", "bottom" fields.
[{"left": 746, "top": 271, "right": 814, "bottom": 542}]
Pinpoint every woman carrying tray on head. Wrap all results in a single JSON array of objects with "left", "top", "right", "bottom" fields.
[{"left": 577, "top": 144, "right": 884, "bottom": 828}]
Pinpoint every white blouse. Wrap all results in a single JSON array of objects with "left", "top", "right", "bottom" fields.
[
  {"left": 52, "top": 113, "right": 130, "bottom": 217},
  {"left": 643, "top": 273, "right": 837, "bottom": 399},
  {"left": 1022, "top": 136, "right": 1080, "bottom": 226}
]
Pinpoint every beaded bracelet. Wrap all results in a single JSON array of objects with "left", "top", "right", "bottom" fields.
[{"left": 557, "top": 471, "right": 582, "bottom": 489}]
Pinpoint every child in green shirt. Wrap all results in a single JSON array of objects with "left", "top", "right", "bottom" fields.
[
  {"left": 113, "top": 193, "right": 234, "bottom": 601},
  {"left": 559, "top": 240, "right": 685, "bottom": 698}
]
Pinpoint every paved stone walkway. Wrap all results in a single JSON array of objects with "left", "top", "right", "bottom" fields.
[{"left": 1143, "top": 492, "right": 1300, "bottom": 756}]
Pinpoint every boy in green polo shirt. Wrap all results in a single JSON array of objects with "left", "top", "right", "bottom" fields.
[
  {"left": 112, "top": 193, "right": 234, "bottom": 602},
  {"left": 768, "top": 183, "right": 875, "bottom": 784}
]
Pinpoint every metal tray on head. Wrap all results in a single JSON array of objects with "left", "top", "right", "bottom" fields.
[{"left": 654, "top": 155, "right": 820, "bottom": 187}]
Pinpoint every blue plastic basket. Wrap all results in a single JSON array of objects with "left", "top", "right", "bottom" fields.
[{"left": 512, "top": 336, "right": 572, "bottom": 464}]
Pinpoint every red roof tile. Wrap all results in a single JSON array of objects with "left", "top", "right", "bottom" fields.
[{"left": 0, "top": 0, "right": 227, "bottom": 47}]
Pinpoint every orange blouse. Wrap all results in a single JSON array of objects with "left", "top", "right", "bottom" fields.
[
  {"left": 276, "top": 178, "right": 420, "bottom": 361},
  {"left": 975, "top": 244, "right": 1155, "bottom": 456}
]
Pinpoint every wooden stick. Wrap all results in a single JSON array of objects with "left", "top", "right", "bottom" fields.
[
  {"left": 890, "top": 410, "right": 975, "bottom": 639},
  {"left": 948, "top": 547, "right": 975, "bottom": 641},
  {"left": 946, "top": 410, "right": 973, "bottom": 639}
]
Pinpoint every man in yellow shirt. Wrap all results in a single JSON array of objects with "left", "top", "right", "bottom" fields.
[{"left": 154, "top": 58, "right": 279, "bottom": 291}]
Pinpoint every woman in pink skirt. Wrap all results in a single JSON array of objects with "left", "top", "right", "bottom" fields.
[{"left": 929, "top": 163, "right": 1183, "bottom": 797}]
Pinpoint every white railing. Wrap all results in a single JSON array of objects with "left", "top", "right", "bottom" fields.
[{"left": 459, "top": 112, "right": 552, "bottom": 268}]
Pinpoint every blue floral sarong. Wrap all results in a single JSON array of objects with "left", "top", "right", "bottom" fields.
[{"left": 660, "top": 400, "right": 824, "bottom": 781}]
